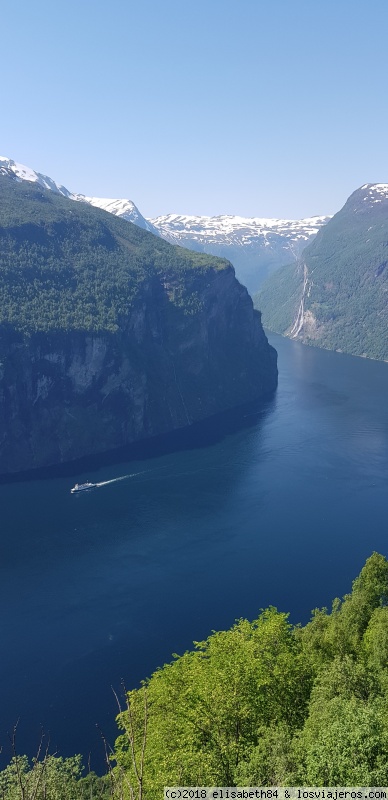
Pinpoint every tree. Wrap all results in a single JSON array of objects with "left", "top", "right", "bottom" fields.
[{"left": 114, "top": 609, "right": 312, "bottom": 791}]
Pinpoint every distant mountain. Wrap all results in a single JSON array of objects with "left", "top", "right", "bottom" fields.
[
  {"left": 0, "top": 156, "right": 159, "bottom": 235},
  {"left": 0, "top": 157, "right": 329, "bottom": 293},
  {"left": 255, "top": 184, "right": 388, "bottom": 361},
  {"left": 150, "top": 213, "right": 330, "bottom": 293}
]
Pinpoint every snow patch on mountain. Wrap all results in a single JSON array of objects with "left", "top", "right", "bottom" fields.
[
  {"left": 0, "top": 156, "right": 156, "bottom": 233},
  {"left": 0, "top": 156, "right": 76, "bottom": 198},
  {"left": 360, "top": 183, "right": 388, "bottom": 203},
  {"left": 149, "top": 212, "right": 331, "bottom": 291},
  {"left": 151, "top": 212, "right": 330, "bottom": 248},
  {"left": 81, "top": 196, "right": 158, "bottom": 232}
]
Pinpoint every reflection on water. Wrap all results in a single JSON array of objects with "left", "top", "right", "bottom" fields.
[{"left": 0, "top": 332, "right": 387, "bottom": 769}]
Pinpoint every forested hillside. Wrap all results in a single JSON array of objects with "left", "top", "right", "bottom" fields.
[
  {"left": 0, "top": 174, "right": 277, "bottom": 473},
  {"left": 1, "top": 553, "right": 388, "bottom": 797},
  {"left": 255, "top": 184, "right": 388, "bottom": 360},
  {"left": 0, "top": 175, "right": 227, "bottom": 335}
]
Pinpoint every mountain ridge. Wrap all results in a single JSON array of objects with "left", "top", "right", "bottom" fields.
[
  {"left": 0, "top": 156, "right": 159, "bottom": 235},
  {"left": 0, "top": 155, "right": 330, "bottom": 292}
]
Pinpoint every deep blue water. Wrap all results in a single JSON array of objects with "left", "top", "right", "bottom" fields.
[{"left": 1, "top": 332, "right": 388, "bottom": 769}]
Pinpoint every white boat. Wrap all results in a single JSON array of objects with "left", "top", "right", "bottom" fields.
[{"left": 70, "top": 481, "right": 97, "bottom": 494}]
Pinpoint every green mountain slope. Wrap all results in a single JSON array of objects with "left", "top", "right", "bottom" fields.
[
  {"left": 0, "top": 174, "right": 228, "bottom": 335},
  {"left": 0, "top": 174, "right": 277, "bottom": 473},
  {"left": 255, "top": 184, "right": 388, "bottom": 360}
]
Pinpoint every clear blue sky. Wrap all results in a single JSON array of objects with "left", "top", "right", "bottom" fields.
[{"left": 2, "top": 0, "right": 388, "bottom": 219}]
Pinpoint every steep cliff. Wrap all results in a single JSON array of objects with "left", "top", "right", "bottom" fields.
[{"left": 0, "top": 176, "right": 277, "bottom": 474}]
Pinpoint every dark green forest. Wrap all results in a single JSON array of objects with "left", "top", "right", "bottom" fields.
[
  {"left": 1, "top": 552, "right": 388, "bottom": 798},
  {"left": 0, "top": 176, "right": 228, "bottom": 336}
]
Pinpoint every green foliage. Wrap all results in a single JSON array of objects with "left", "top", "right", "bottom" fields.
[
  {"left": 363, "top": 606, "right": 388, "bottom": 672},
  {"left": 300, "top": 695, "right": 388, "bottom": 786},
  {"left": 2, "top": 553, "right": 388, "bottom": 796},
  {"left": 0, "top": 177, "right": 228, "bottom": 335},
  {"left": 234, "top": 724, "right": 298, "bottom": 786},
  {"left": 0, "top": 753, "right": 110, "bottom": 799},
  {"left": 113, "top": 609, "right": 312, "bottom": 792},
  {"left": 112, "top": 553, "right": 388, "bottom": 794},
  {"left": 300, "top": 552, "right": 388, "bottom": 662},
  {"left": 255, "top": 188, "right": 388, "bottom": 360}
]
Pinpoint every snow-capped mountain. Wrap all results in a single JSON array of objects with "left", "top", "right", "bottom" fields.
[
  {"left": 150, "top": 213, "right": 329, "bottom": 246},
  {"left": 79, "top": 195, "right": 158, "bottom": 231},
  {"left": 0, "top": 156, "right": 77, "bottom": 198},
  {"left": 0, "top": 156, "right": 330, "bottom": 292},
  {"left": 0, "top": 156, "right": 158, "bottom": 235},
  {"left": 150, "top": 213, "right": 330, "bottom": 292},
  {"left": 359, "top": 183, "right": 388, "bottom": 204}
]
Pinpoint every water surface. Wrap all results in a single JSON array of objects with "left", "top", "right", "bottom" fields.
[{"left": 1, "top": 333, "right": 387, "bottom": 767}]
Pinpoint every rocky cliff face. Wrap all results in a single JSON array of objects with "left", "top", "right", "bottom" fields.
[{"left": 0, "top": 266, "right": 277, "bottom": 474}]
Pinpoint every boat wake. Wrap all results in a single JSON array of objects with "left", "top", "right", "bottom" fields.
[{"left": 95, "top": 471, "right": 148, "bottom": 488}]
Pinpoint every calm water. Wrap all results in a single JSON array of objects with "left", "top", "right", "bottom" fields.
[{"left": 1, "top": 332, "right": 388, "bottom": 768}]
